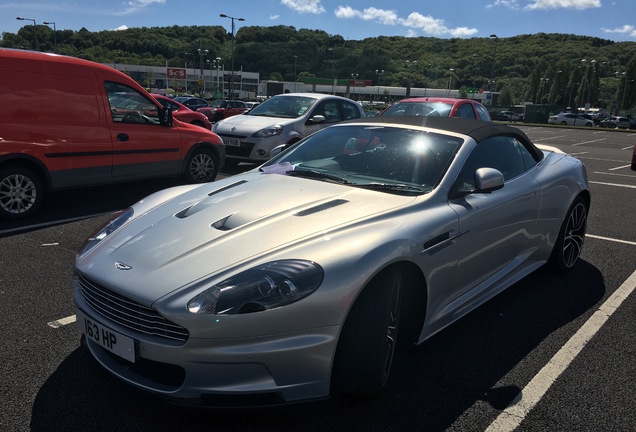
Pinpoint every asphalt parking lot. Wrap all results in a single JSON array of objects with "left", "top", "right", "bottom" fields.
[{"left": 1, "top": 126, "right": 634, "bottom": 432}]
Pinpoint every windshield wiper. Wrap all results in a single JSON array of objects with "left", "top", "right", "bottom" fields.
[
  {"left": 288, "top": 169, "right": 351, "bottom": 184},
  {"left": 355, "top": 182, "right": 429, "bottom": 193}
]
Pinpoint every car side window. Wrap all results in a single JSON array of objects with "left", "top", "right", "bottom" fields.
[
  {"left": 454, "top": 136, "right": 536, "bottom": 193},
  {"left": 341, "top": 101, "right": 362, "bottom": 120},
  {"left": 314, "top": 100, "right": 342, "bottom": 123},
  {"left": 455, "top": 103, "right": 476, "bottom": 119},
  {"left": 105, "top": 82, "right": 160, "bottom": 125},
  {"left": 475, "top": 104, "right": 491, "bottom": 121}
]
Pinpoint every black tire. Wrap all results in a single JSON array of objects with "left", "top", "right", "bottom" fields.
[
  {"left": 0, "top": 166, "right": 44, "bottom": 219},
  {"left": 332, "top": 267, "right": 403, "bottom": 398},
  {"left": 560, "top": 121, "right": 567, "bottom": 125},
  {"left": 549, "top": 196, "right": 587, "bottom": 273},
  {"left": 184, "top": 148, "right": 218, "bottom": 183}
]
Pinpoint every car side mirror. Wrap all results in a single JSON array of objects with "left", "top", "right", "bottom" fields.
[
  {"left": 474, "top": 168, "right": 504, "bottom": 193},
  {"left": 270, "top": 144, "right": 286, "bottom": 158},
  {"left": 308, "top": 114, "right": 326, "bottom": 124},
  {"left": 159, "top": 107, "right": 173, "bottom": 127}
]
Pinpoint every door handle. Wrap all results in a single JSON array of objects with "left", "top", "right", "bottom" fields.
[{"left": 117, "top": 133, "right": 129, "bottom": 142}]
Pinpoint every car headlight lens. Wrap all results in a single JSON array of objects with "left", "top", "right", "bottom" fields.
[
  {"left": 77, "top": 208, "right": 134, "bottom": 256},
  {"left": 187, "top": 260, "right": 323, "bottom": 315},
  {"left": 252, "top": 124, "right": 283, "bottom": 138}
]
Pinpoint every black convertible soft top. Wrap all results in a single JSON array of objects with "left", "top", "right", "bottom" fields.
[{"left": 344, "top": 115, "right": 543, "bottom": 161}]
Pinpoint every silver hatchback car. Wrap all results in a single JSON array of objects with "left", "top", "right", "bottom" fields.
[{"left": 212, "top": 93, "right": 365, "bottom": 164}]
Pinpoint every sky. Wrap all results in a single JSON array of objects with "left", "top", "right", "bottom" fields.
[{"left": 2, "top": 0, "right": 636, "bottom": 42}]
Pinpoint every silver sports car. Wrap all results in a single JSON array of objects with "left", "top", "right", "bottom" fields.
[{"left": 74, "top": 116, "right": 590, "bottom": 406}]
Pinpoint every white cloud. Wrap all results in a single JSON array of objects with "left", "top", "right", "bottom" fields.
[
  {"left": 270, "top": 14, "right": 280, "bottom": 20},
  {"left": 114, "top": 25, "right": 129, "bottom": 31},
  {"left": 126, "top": 0, "right": 166, "bottom": 7},
  {"left": 335, "top": 7, "right": 477, "bottom": 37},
  {"left": 334, "top": 6, "right": 399, "bottom": 25},
  {"left": 485, "top": 0, "right": 520, "bottom": 10},
  {"left": 524, "top": 0, "right": 600, "bottom": 11},
  {"left": 601, "top": 24, "right": 636, "bottom": 37},
  {"left": 281, "top": 0, "right": 325, "bottom": 14}
]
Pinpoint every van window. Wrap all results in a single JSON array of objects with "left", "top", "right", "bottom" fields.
[{"left": 105, "top": 82, "right": 160, "bottom": 125}]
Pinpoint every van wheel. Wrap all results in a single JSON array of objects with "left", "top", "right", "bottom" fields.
[
  {"left": 0, "top": 166, "right": 44, "bottom": 219},
  {"left": 184, "top": 148, "right": 218, "bottom": 183},
  {"left": 331, "top": 267, "right": 402, "bottom": 398}
]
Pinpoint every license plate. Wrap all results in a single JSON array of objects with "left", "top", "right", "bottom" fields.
[
  {"left": 76, "top": 309, "right": 136, "bottom": 363},
  {"left": 224, "top": 138, "right": 241, "bottom": 147}
]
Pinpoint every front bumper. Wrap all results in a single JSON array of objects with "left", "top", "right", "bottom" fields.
[{"left": 75, "top": 286, "right": 339, "bottom": 406}]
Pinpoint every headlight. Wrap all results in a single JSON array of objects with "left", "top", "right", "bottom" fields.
[
  {"left": 77, "top": 208, "right": 134, "bottom": 256},
  {"left": 187, "top": 260, "right": 323, "bottom": 315},
  {"left": 252, "top": 124, "right": 283, "bottom": 138}
]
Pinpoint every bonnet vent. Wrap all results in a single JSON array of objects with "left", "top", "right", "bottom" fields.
[{"left": 294, "top": 199, "right": 349, "bottom": 216}]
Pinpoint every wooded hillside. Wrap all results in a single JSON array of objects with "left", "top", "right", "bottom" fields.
[{"left": 2, "top": 25, "right": 635, "bottom": 109}]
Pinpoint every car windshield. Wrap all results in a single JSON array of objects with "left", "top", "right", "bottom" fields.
[
  {"left": 209, "top": 100, "right": 227, "bottom": 108},
  {"left": 262, "top": 124, "right": 463, "bottom": 195},
  {"left": 247, "top": 96, "right": 317, "bottom": 118},
  {"left": 382, "top": 102, "right": 453, "bottom": 117}
]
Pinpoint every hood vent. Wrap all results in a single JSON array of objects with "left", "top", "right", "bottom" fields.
[
  {"left": 207, "top": 180, "right": 248, "bottom": 197},
  {"left": 294, "top": 199, "right": 349, "bottom": 216},
  {"left": 175, "top": 180, "right": 249, "bottom": 219}
]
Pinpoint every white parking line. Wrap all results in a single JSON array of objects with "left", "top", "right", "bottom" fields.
[
  {"left": 587, "top": 234, "right": 636, "bottom": 246},
  {"left": 589, "top": 181, "right": 636, "bottom": 189},
  {"left": 47, "top": 314, "right": 76, "bottom": 329},
  {"left": 593, "top": 171, "right": 636, "bottom": 178},
  {"left": 485, "top": 268, "right": 636, "bottom": 432},
  {"left": 571, "top": 138, "right": 606, "bottom": 147}
]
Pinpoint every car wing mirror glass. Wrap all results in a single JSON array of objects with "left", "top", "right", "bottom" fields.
[{"left": 159, "top": 107, "right": 173, "bottom": 127}]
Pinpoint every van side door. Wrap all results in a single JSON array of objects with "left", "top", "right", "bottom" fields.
[{"left": 102, "top": 80, "right": 183, "bottom": 181}]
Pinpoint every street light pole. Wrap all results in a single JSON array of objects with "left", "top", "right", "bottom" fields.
[
  {"left": 447, "top": 68, "right": 455, "bottom": 95},
  {"left": 197, "top": 48, "right": 208, "bottom": 97},
  {"left": 294, "top": 55, "right": 298, "bottom": 93},
  {"left": 16, "top": 17, "right": 38, "bottom": 51},
  {"left": 489, "top": 34, "right": 498, "bottom": 93},
  {"left": 220, "top": 13, "right": 245, "bottom": 99},
  {"left": 43, "top": 21, "right": 56, "bottom": 52},
  {"left": 375, "top": 69, "right": 384, "bottom": 102}
]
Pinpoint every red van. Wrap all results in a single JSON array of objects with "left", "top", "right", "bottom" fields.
[{"left": 0, "top": 49, "right": 225, "bottom": 219}]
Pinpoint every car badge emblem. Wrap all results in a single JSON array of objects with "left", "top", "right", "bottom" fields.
[
  {"left": 231, "top": 127, "right": 237, "bottom": 133},
  {"left": 115, "top": 261, "right": 132, "bottom": 270}
]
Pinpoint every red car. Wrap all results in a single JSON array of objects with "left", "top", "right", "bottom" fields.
[
  {"left": 197, "top": 100, "right": 249, "bottom": 123},
  {"left": 152, "top": 94, "right": 212, "bottom": 130},
  {"left": 380, "top": 97, "right": 492, "bottom": 121}
]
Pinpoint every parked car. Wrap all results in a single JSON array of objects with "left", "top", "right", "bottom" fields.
[
  {"left": 243, "top": 101, "right": 260, "bottom": 110},
  {"left": 152, "top": 94, "right": 212, "bottom": 130},
  {"left": 0, "top": 49, "right": 225, "bottom": 219},
  {"left": 379, "top": 97, "right": 492, "bottom": 121},
  {"left": 197, "top": 100, "right": 249, "bottom": 123},
  {"left": 213, "top": 93, "right": 365, "bottom": 164},
  {"left": 173, "top": 96, "right": 209, "bottom": 111},
  {"left": 74, "top": 116, "right": 589, "bottom": 406},
  {"left": 599, "top": 116, "right": 631, "bottom": 129},
  {"left": 547, "top": 112, "right": 594, "bottom": 127},
  {"left": 497, "top": 110, "right": 523, "bottom": 121}
]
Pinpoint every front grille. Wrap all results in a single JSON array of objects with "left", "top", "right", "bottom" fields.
[
  {"left": 77, "top": 274, "right": 189, "bottom": 343},
  {"left": 226, "top": 142, "right": 255, "bottom": 157}
]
